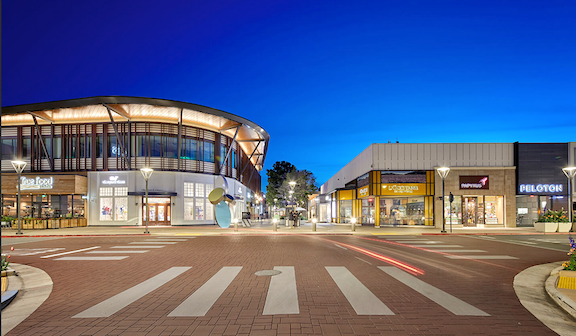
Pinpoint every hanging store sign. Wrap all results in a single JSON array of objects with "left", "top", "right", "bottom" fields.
[
  {"left": 381, "top": 183, "right": 426, "bottom": 196},
  {"left": 102, "top": 176, "right": 126, "bottom": 185},
  {"left": 519, "top": 184, "right": 563, "bottom": 193},
  {"left": 459, "top": 176, "right": 489, "bottom": 189},
  {"left": 20, "top": 176, "right": 54, "bottom": 190}
]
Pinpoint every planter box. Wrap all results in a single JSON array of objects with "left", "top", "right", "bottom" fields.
[
  {"left": 78, "top": 218, "right": 87, "bottom": 227},
  {"left": 558, "top": 270, "right": 576, "bottom": 290},
  {"left": 557, "top": 222, "right": 572, "bottom": 233},
  {"left": 534, "top": 222, "right": 558, "bottom": 232},
  {"left": 60, "top": 219, "right": 71, "bottom": 228}
]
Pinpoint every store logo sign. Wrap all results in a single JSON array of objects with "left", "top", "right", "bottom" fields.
[
  {"left": 459, "top": 176, "right": 489, "bottom": 189},
  {"left": 102, "top": 176, "right": 126, "bottom": 185},
  {"left": 20, "top": 176, "right": 54, "bottom": 190},
  {"left": 381, "top": 183, "right": 426, "bottom": 196},
  {"left": 519, "top": 184, "right": 563, "bottom": 193},
  {"left": 358, "top": 186, "right": 369, "bottom": 198}
]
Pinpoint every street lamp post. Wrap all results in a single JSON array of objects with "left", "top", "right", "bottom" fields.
[
  {"left": 562, "top": 167, "right": 576, "bottom": 226},
  {"left": 436, "top": 167, "right": 451, "bottom": 233},
  {"left": 11, "top": 160, "right": 27, "bottom": 235},
  {"left": 140, "top": 168, "right": 154, "bottom": 234}
]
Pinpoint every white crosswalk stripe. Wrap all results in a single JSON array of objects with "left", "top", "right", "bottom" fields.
[
  {"left": 168, "top": 267, "right": 242, "bottom": 317},
  {"left": 263, "top": 266, "right": 299, "bottom": 315},
  {"left": 445, "top": 255, "right": 518, "bottom": 260},
  {"left": 379, "top": 267, "right": 489, "bottom": 316},
  {"left": 56, "top": 256, "right": 129, "bottom": 261},
  {"left": 73, "top": 267, "right": 191, "bottom": 318},
  {"left": 325, "top": 266, "right": 394, "bottom": 315}
]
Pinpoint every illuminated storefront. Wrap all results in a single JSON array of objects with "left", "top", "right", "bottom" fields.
[
  {"left": 321, "top": 143, "right": 518, "bottom": 228},
  {"left": 1, "top": 174, "right": 87, "bottom": 218},
  {"left": 1, "top": 97, "right": 268, "bottom": 227},
  {"left": 333, "top": 171, "right": 435, "bottom": 226},
  {"left": 515, "top": 143, "right": 573, "bottom": 226}
]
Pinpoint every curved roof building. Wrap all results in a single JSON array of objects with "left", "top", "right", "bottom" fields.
[{"left": 1, "top": 97, "right": 269, "bottom": 226}]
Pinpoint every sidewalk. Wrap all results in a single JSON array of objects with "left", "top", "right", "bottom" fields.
[{"left": 0, "top": 219, "right": 556, "bottom": 237}]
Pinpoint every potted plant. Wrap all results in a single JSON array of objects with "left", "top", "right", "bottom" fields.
[
  {"left": 534, "top": 209, "right": 571, "bottom": 232},
  {"left": 558, "top": 237, "right": 576, "bottom": 290},
  {"left": 1, "top": 216, "right": 14, "bottom": 228}
]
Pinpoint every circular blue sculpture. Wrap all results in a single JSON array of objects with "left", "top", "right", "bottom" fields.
[{"left": 215, "top": 201, "right": 232, "bottom": 228}]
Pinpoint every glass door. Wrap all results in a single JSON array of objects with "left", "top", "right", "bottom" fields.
[{"left": 462, "top": 197, "right": 477, "bottom": 227}]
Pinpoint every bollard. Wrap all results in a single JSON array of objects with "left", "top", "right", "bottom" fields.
[
  {"left": 234, "top": 218, "right": 238, "bottom": 232},
  {"left": 273, "top": 218, "right": 278, "bottom": 232},
  {"left": 312, "top": 218, "right": 317, "bottom": 232},
  {"left": 351, "top": 217, "right": 356, "bottom": 232}
]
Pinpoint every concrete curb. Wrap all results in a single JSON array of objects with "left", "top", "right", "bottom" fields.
[
  {"left": 513, "top": 261, "right": 576, "bottom": 336},
  {"left": 1, "top": 263, "right": 53, "bottom": 336},
  {"left": 545, "top": 266, "right": 576, "bottom": 320}
]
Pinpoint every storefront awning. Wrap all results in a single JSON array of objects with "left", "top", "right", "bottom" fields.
[{"left": 128, "top": 192, "right": 177, "bottom": 196}]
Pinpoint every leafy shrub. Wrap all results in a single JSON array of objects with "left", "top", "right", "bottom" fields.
[{"left": 537, "top": 209, "right": 570, "bottom": 223}]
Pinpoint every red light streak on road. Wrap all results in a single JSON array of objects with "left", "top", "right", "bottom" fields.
[
  {"left": 354, "top": 236, "right": 522, "bottom": 272},
  {"left": 315, "top": 237, "right": 425, "bottom": 275}
]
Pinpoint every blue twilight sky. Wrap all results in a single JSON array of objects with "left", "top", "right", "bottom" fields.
[{"left": 3, "top": 0, "right": 576, "bottom": 190}]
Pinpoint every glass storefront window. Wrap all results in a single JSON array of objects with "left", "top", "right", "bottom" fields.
[
  {"left": 444, "top": 195, "right": 504, "bottom": 226},
  {"left": 361, "top": 198, "right": 375, "bottom": 224},
  {"left": 184, "top": 198, "right": 194, "bottom": 220},
  {"left": 115, "top": 198, "right": 128, "bottom": 221},
  {"left": 195, "top": 199, "right": 204, "bottom": 220},
  {"left": 485, "top": 196, "right": 504, "bottom": 224},
  {"left": 380, "top": 197, "right": 425, "bottom": 225},
  {"left": 339, "top": 200, "right": 353, "bottom": 223},
  {"left": 100, "top": 198, "right": 113, "bottom": 221},
  {"left": 1, "top": 139, "right": 17, "bottom": 159}
]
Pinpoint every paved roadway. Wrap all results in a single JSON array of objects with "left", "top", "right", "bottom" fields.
[{"left": 2, "top": 234, "right": 575, "bottom": 335}]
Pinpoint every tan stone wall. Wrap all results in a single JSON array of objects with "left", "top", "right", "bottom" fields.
[{"left": 434, "top": 167, "right": 516, "bottom": 228}]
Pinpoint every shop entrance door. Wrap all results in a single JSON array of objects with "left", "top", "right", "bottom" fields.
[
  {"left": 462, "top": 197, "right": 477, "bottom": 227},
  {"left": 143, "top": 198, "right": 171, "bottom": 226}
]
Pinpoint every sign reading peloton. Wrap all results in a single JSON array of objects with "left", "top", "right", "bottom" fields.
[{"left": 519, "top": 184, "right": 563, "bottom": 194}]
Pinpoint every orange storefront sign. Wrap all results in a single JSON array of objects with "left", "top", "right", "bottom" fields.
[{"left": 380, "top": 183, "right": 426, "bottom": 196}]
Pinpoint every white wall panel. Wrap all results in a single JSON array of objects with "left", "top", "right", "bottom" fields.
[{"left": 321, "top": 143, "right": 515, "bottom": 193}]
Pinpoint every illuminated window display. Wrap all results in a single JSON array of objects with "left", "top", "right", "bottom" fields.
[
  {"left": 380, "top": 197, "right": 425, "bottom": 225},
  {"left": 444, "top": 195, "right": 504, "bottom": 226}
]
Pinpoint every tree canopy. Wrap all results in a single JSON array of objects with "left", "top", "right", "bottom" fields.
[{"left": 265, "top": 161, "right": 318, "bottom": 209}]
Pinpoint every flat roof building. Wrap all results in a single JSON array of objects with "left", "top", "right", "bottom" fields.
[{"left": 317, "top": 142, "right": 575, "bottom": 230}]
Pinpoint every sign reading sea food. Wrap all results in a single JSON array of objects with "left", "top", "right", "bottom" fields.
[{"left": 20, "top": 176, "right": 54, "bottom": 190}]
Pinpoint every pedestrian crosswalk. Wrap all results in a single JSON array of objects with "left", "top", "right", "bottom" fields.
[
  {"left": 72, "top": 265, "right": 489, "bottom": 319},
  {"left": 379, "top": 236, "right": 518, "bottom": 260},
  {"left": 49, "top": 237, "right": 193, "bottom": 261}
]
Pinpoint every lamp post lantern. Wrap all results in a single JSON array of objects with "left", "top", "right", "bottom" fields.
[
  {"left": 436, "top": 167, "right": 451, "bottom": 233},
  {"left": 140, "top": 168, "right": 154, "bottom": 234},
  {"left": 11, "top": 160, "right": 27, "bottom": 235},
  {"left": 562, "top": 167, "right": 576, "bottom": 226}
]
